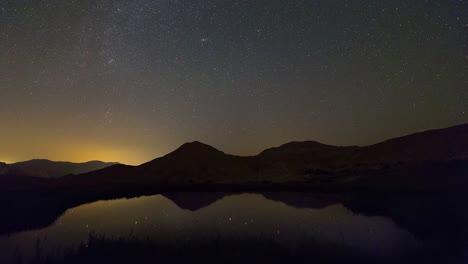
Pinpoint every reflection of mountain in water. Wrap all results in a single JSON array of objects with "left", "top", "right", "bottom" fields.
[
  {"left": 0, "top": 192, "right": 342, "bottom": 235},
  {"left": 0, "top": 191, "right": 467, "bottom": 263},
  {"left": 162, "top": 192, "right": 231, "bottom": 211},
  {"left": 0, "top": 193, "right": 420, "bottom": 264},
  {"left": 163, "top": 192, "right": 344, "bottom": 211},
  {"left": 1, "top": 190, "right": 466, "bottom": 241}
]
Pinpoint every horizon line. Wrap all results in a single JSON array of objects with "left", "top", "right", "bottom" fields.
[{"left": 1, "top": 122, "right": 466, "bottom": 166}]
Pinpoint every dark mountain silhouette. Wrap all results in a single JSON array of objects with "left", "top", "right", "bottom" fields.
[
  {"left": 0, "top": 159, "right": 119, "bottom": 178},
  {"left": 0, "top": 162, "right": 7, "bottom": 175},
  {"left": 0, "top": 124, "right": 467, "bottom": 236},
  {"left": 66, "top": 123, "right": 468, "bottom": 186},
  {"left": 356, "top": 123, "right": 468, "bottom": 163},
  {"left": 136, "top": 141, "right": 255, "bottom": 183},
  {"left": 64, "top": 141, "right": 255, "bottom": 185}
]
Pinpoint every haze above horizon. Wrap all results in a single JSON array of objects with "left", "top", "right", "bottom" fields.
[
  {"left": 1, "top": 1, "right": 466, "bottom": 165},
  {"left": 1, "top": 123, "right": 466, "bottom": 165}
]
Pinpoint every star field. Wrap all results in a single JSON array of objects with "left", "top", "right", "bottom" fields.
[{"left": 0, "top": 0, "right": 466, "bottom": 164}]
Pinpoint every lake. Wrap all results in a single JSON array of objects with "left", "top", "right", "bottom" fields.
[{"left": 0, "top": 192, "right": 428, "bottom": 263}]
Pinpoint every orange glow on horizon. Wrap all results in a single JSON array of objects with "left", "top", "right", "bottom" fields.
[{"left": 0, "top": 143, "right": 161, "bottom": 166}]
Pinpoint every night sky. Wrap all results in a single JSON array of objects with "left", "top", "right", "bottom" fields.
[{"left": 1, "top": 0, "right": 466, "bottom": 165}]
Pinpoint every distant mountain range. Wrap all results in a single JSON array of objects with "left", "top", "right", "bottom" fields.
[
  {"left": 1, "top": 124, "right": 466, "bottom": 184},
  {"left": 0, "top": 124, "right": 467, "bottom": 235},
  {"left": 0, "top": 160, "right": 119, "bottom": 178},
  {"left": 63, "top": 123, "right": 467, "bottom": 186}
]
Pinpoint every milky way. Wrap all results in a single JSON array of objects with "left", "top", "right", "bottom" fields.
[{"left": 0, "top": 0, "right": 466, "bottom": 164}]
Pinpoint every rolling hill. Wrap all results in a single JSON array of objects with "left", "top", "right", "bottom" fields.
[
  {"left": 0, "top": 160, "right": 119, "bottom": 178},
  {"left": 65, "top": 123, "right": 468, "bottom": 186}
]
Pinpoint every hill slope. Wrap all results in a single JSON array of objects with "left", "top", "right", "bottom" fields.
[
  {"left": 0, "top": 160, "right": 120, "bottom": 178},
  {"left": 69, "top": 123, "right": 468, "bottom": 186}
]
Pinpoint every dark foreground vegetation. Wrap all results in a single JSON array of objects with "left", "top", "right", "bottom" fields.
[{"left": 16, "top": 232, "right": 465, "bottom": 264}]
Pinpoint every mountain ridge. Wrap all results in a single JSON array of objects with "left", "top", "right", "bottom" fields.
[
  {"left": 3, "top": 123, "right": 467, "bottom": 181},
  {"left": 0, "top": 160, "right": 120, "bottom": 178},
  {"left": 66, "top": 123, "right": 468, "bottom": 186}
]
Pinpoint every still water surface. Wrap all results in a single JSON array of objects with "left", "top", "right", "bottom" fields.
[{"left": 0, "top": 193, "right": 418, "bottom": 262}]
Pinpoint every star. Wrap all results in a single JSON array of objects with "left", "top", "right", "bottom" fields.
[{"left": 0, "top": 0, "right": 465, "bottom": 165}]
